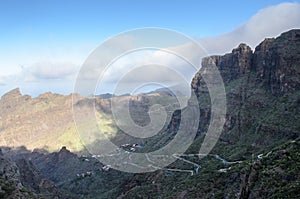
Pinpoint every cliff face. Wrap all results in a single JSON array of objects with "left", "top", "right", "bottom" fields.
[
  {"left": 193, "top": 29, "right": 300, "bottom": 95},
  {"left": 0, "top": 148, "right": 63, "bottom": 198},
  {"left": 210, "top": 43, "right": 253, "bottom": 82},
  {"left": 117, "top": 29, "right": 300, "bottom": 199},
  {"left": 190, "top": 29, "right": 300, "bottom": 147},
  {"left": 253, "top": 30, "right": 300, "bottom": 95}
]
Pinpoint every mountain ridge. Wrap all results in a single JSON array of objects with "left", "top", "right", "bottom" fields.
[{"left": 0, "top": 29, "right": 299, "bottom": 198}]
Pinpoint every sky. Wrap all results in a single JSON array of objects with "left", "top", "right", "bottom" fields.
[{"left": 0, "top": 0, "right": 300, "bottom": 97}]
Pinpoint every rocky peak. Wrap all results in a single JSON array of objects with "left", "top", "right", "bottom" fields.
[
  {"left": 232, "top": 43, "right": 253, "bottom": 74},
  {"left": 277, "top": 29, "right": 300, "bottom": 41},
  {"left": 196, "top": 43, "right": 253, "bottom": 85},
  {"left": 253, "top": 29, "right": 300, "bottom": 95},
  {"left": 232, "top": 43, "right": 252, "bottom": 58},
  {"left": 194, "top": 29, "right": 300, "bottom": 96},
  {"left": 1, "top": 88, "right": 22, "bottom": 100},
  {"left": 59, "top": 146, "right": 68, "bottom": 153},
  {"left": 252, "top": 38, "right": 275, "bottom": 78},
  {"left": 0, "top": 88, "right": 31, "bottom": 114},
  {"left": 37, "top": 92, "right": 54, "bottom": 99},
  {"left": 254, "top": 38, "right": 275, "bottom": 52},
  {"left": 57, "top": 146, "right": 77, "bottom": 162}
]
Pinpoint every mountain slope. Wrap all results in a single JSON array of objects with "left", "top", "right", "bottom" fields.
[
  {"left": 0, "top": 88, "right": 179, "bottom": 153},
  {"left": 0, "top": 148, "right": 66, "bottom": 199},
  {"left": 114, "top": 29, "right": 300, "bottom": 198},
  {"left": 0, "top": 29, "right": 299, "bottom": 198},
  {"left": 0, "top": 89, "right": 84, "bottom": 152}
]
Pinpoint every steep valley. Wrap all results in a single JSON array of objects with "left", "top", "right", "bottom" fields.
[{"left": 0, "top": 29, "right": 300, "bottom": 198}]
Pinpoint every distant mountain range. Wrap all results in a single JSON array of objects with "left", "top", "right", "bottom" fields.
[
  {"left": 0, "top": 86, "right": 180, "bottom": 152},
  {"left": 94, "top": 86, "right": 188, "bottom": 99},
  {"left": 0, "top": 29, "right": 299, "bottom": 198}
]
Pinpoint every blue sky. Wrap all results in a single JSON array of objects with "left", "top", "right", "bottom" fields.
[
  {"left": 0, "top": 0, "right": 300, "bottom": 97},
  {"left": 1, "top": 0, "right": 294, "bottom": 42}
]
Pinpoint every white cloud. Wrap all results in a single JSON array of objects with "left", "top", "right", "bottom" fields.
[
  {"left": 108, "top": 2, "right": 300, "bottom": 95},
  {"left": 112, "top": 2, "right": 300, "bottom": 90},
  {"left": 200, "top": 2, "right": 300, "bottom": 54},
  {"left": 93, "top": 2, "right": 300, "bottom": 95},
  {"left": 0, "top": 76, "right": 6, "bottom": 86},
  {"left": 98, "top": 49, "right": 195, "bottom": 87},
  {"left": 2, "top": 2, "right": 300, "bottom": 97},
  {"left": 23, "top": 61, "right": 79, "bottom": 80},
  {"left": 0, "top": 61, "right": 79, "bottom": 97}
]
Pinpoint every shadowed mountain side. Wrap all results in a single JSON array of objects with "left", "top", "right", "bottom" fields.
[
  {"left": 1, "top": 145, "right": 135, "bottom": 198},
  {"left": 0, "top": 147, "right": 67, "bottom": 198}
]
